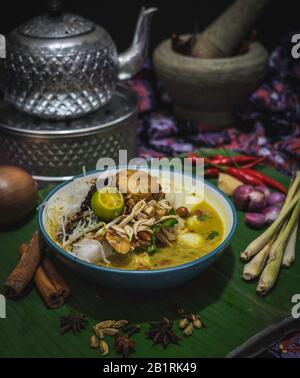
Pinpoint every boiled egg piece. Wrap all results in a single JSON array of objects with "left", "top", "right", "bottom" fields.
[{"left": 177, "top": 232, "right": 203, "bottom": 248}]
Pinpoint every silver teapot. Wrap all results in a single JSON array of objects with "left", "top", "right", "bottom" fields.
[{"left": 0, "top": 1, "right": 156, "bottom": 119}]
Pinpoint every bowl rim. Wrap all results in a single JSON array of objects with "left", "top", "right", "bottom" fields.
[{"left": 38, "top": 167, "right": 238, "bottom": 275}]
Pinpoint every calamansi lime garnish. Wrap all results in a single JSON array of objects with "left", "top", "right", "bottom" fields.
[{"left": 91, "top": 187, "right": 125, "bottom": 221}]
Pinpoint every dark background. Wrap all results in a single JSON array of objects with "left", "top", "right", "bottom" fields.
[{"left": 0, "top": 0, "right": 299, "bottom": 53}]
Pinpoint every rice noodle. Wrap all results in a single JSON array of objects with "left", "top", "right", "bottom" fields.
[{"left": 62, "top": 221, "right": 106, "bottom": 247}]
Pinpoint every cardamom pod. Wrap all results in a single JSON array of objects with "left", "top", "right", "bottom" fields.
[
  {"left": 183, "top": 322, "right": 194, "bottom": 336},
  {"left": 90, "top": 335, "right": 99, "bottom": 349},
  {"left": 96, "top": 320, "right": 116, "bottom": 329},
  {"left": 94, "top": 327, "right": 104, "bottom": 339},
  {"left": 193, "top": 318, "right": 203, "bottom": 329},
  {"left": 99, "top": 340, "right": 109, "bottom": 356},
  {"left": 113, "top": 320, "right": 128, "bottom": 329},
  {"left": 102, "top": 328, "right": 119, "bottom": 336},
  {"left": 179, "top": 318, "right": 189, "bottom": 329}
]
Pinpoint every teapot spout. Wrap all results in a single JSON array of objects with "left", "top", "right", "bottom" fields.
[{"left": 118, "top": 7, "right": 157, "bottom": 81}]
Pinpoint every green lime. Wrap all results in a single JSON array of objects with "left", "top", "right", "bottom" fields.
[{"left": 91, "top": 187, "right": 125, "bottom": 221}]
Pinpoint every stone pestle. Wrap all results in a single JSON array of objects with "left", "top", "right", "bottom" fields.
[{"left": 192, "top": 0, "right": 272, "bottom": 58}]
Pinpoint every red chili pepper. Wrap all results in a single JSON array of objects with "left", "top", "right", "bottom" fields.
[
  {"left": 241, "top": 169, "right": 288, "bottom": 194},
  {"left": 187, "top": 153, "right": 210, "bottom": 165},
  {"left": 209, "top": 155, "right": 258, "bottom": 166},
  {"left": 225, "top": 167, "right": 265, "bottom": 186},
  {"left": 205, "top": 168, "right": 219, "bottom": 177},
  {"left": 208, "top": 163, "right": 265, "bottom": 186},
  {"left": 241, "top": 156, "right": 267, "bottom": 169}
]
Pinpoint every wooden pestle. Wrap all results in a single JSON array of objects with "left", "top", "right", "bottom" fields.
[{"left": 192, "top": 0, "right": 272, "bottom": 58}]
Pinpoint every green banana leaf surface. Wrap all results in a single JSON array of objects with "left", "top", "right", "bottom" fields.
[{"left": 0, "top": 150, "right": 299, "bottom": 357}]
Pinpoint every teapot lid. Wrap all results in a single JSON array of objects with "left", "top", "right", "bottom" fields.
[{"left": 18, "top": 1, "right": 95, "bottom": 39}]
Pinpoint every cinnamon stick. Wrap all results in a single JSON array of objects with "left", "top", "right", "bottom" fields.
[
  {"left": 42, "top": 255, "right": 70, "bottom": 300},
  {"left": 5, "top": 230, "right": 42, "bottom": 297},
  {"left": 4, "top": 229, "right": 70, "bottom": 309},
  {"left": 19, "top": 244, "right": 64, "bottom": 309}
]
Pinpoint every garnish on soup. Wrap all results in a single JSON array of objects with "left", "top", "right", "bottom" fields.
[{"left": 48, "top": 170, "right": 224, "bottom": 270}]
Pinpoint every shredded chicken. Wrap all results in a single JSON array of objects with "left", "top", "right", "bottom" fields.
[
  {"left": 155, "top": 215, "right": 181, "bottom": 224},
  {"left": 119, "top": 200, "right": 147, "bottom": 227},
  {"left": 157, "top": 199, "right": 173, "bottom": 211},
  {"left": 57, "top": 170, "right": 182, "bottom": 260},
  {"left": 124, "top": 225, "right": 134, "bottom": 241},
  {"left": 133, "top": 218, "right": 156, "bottom": 238},
  {"left": 111, "top": 225, "right": 128, "bottom": 237}
]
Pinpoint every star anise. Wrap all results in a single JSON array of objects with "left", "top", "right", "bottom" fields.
[
  {"left": 60, "top": 311, "right": 89, "bottom": 334},
  {"left": 115, "top": 334, "right": 136, "bottom": 358},
  {"left": 146, "top": 316, "right": 181, "bottom": 348},
  {"left": 114, "top": 323, "right": 140, "bottom": 358}
]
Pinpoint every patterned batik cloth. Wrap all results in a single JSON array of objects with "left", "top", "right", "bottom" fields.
[{"left": 128, "top": 32, "right": 300, "bottom": 176}]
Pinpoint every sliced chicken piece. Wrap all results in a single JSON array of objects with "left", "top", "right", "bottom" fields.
[
  {"left": 116, "top": 170, "right": 164, "bottom": 203},
  {"left": 105, "top": 229, "right": 131, "bottom": 254}
]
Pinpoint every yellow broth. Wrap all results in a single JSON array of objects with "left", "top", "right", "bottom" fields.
[{"left": 98, "top": 201, "right": 224, "bottom": 270}]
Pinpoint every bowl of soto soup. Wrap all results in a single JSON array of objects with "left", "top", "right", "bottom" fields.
[{"left": 39, "top": 167, "right": 237, "bottom": 291}]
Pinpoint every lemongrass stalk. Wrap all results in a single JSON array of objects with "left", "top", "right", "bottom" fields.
[
  {"left": 268, "top": 220, "right": 287, "bottom": 261},
  {"left": 268, "top": 172, "right": 300, "bottom": 261},
  {"left": 257, "top": 198, "right": 300, "bottom": 295},
  {"left": 282, "top": 220, "right": 298, "bottom": 268},
  {"left": 281, "top": 171, "right": 300, "bottom": 213},
  {"left": 242, "top": 241, "right": 272, "bottom": 281},
  {"left": 241, "top": 191, "right": 300, "bottom": 262}
]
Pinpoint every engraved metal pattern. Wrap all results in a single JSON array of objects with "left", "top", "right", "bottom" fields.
[
  {"left": 2, "top": 41, "right": 118, "bottom": 119},
  {"left": 0, "top": 127, "right": 137, "bottom": 179},
  {"left": 0, "top": 7, "right": 155, "bottom": 119},
  {"left": 0, "top": 89, "right": 132, "bottom": 134},
  {"left": 18, "top": 13, "right": 95, "bottom": 38},
  {"left": 0, "top": 87, "right": 138, "bottom": 181}
]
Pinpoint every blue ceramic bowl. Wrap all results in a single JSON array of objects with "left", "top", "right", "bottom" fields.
[{"left": 38, "top": 168, "right": 237, "bottom": 291}]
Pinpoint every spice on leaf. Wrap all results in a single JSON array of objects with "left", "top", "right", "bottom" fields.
[
  {"left": 115, "top": 334, "right": 136, "bottom": 358},
  {"left": 177, "top": 308, "right": 206, "bottom": 336},
  {"left": 60, "top": 311, "right": 89, "bottom": 334},
  {"left": 100, "top": 340, "right": 109, "bottom": 356},
  {"left": 122, "top": 323, "right": 141, "bottom": 336},
  {"left": 146, "top": 316, "right": 181, "bottom": 348},
  {"left": 177, "top": 308, "right": 206, "bottom": 325},
  {"left": 114, "top": 323, "right": 140, "bottom": 358}
]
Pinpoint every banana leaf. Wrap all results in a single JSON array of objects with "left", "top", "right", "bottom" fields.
[{"left": 0, "top": 149, "right": 299, "bottom": 357}]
